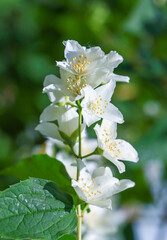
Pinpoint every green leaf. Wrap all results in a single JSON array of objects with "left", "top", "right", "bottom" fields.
[
  {"left": 59, "top": 130, "right": 78, "bottom": 147},
  {"left": 58, "top": 234, "right": 76, "bottom": 240},
  {"left": 0, "top": 178, "right": 77, "bottom": 240},
  {"left": 0, "top": 154, "right": 77, "bottom": 201}
]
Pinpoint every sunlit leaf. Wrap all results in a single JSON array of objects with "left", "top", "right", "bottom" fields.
[
  {"left": 0, "top": 178, "right": 77, "bottom": 239},
  {"left": 0, "top": 154, "right": 78, "bottom": 203}
]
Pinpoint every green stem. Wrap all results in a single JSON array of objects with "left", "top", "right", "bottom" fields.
[
  {"left": 55, "top": 101, "right": 78, "bottom": 108},
  {"left": 70, "top": 150, "right": 96, "bottom": 160},
  {"left": 70, "top": 148, "right": 97, "bottom": 160},
  {"left": 76, "top": 104, "right": 82, "bottom": 182},
  {"left": 76, "top": 100, "right": 82, "bottom": 240},
  {"left": 77, "top": 205, "right": 82, "bottom": 240},
  {"left": 70, "top": 146, "right": 79, "bottom": 158},
  {"left": 80, "top": 151, "right": 96, "bottom": 159},
  {"left": 66, "top": 101, "right": 78, "bottom": 108},
  {"left": 78, "top": 108, "right": 82, "bottom": 158},
  {"left": 81, "top": 204, "right": 89, "bottom": 216}
]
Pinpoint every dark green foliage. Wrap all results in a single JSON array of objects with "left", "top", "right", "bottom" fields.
[
  {"left": 0, "top": 178, "right": 77, "bottom": 239},
  {"left": 58, "top": 234, "right": 76, "bottom": 240},
  {"left": 0, "top": 154, "right": 78, "bottom": 203}
]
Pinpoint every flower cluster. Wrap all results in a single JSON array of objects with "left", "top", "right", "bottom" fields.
[{"left": 36, "top": 40, "right": 139, "bottom": 209}]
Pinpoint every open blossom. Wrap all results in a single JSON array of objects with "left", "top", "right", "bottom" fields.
[
  {"left": 43, "top": 40, "right": 129, "bottom": 102},
  {"left": 42, "top": 74, "right": 65, "bottom": 103},
  {"left": 43, "top": 68, "right": 108, "bottom": 101},
  {"left": 81, "top": 81, "right": 124, "bottom": 126},
  {"left": 72, "top": 160, "right": 135, "bottom": 209},
  {"left": 57, "top": 40, "right": 129, "bottom": 81},
  {"left": 83, "top": 205, "right": 128, "bottom": 236},
  {"left": 74, "top": 138, "right": 97, "bottom": 158},
  {"left": 56, "top": 40, "right": 105, "bottom": 75},
  {"left": 94, "top": 119, "right": 139, "bottom": 173},
  {"left": 56, "top": 151, "right": 98, "bottom": 180},
  {"left": 36, "top": 105, "right": 84, "bottom": 141}
]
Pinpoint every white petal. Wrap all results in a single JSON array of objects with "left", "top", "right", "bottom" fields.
[
  {"left": 102, "top": 103, "right": 124, "bottom": 124},
  {"left": 74, "top": 138, "right": 97, "bottom": 156},
  {"left": 105, "top": 51, "right": 123, "bottom": 70},
  {"left": 56, "top": 61, "right": 73, "bottom": 73},
  {"left": 82, "top": 139, "right": 97, "bottom": 155},
  {"left": 47, "top": 90, "right": 65, "bottom": 103},
  {"left": 60, "top": 117, "right": 78, "bottom": 137},
  {"left": 72, "top": 179, "right": 87, "bottom": 201},
  {"left": 58, "top": 107, "right": 79, "bottom": 136},
  {"left": 103, "top": 151, "right": 126, "bottom": 173},
  {"left": 85, "top": 46, "right": 105, "bottom": 61},
  {"left": 82, "top": 109, "right": 100, "bottom": 127},
  {"left": 43, "top": 83, "right": 60, "bottom": 93},
  {"left": 63, "top": 40, "right": 82, "bottom": 50},
  {"left": 43, "top": 84, "right": 65, "bottom": 102},
  {"left": 94, "top": 124, "right": 104, "bottom": 149},
  {"left": 88, "top": 199, "right": 112, "bottom": 209},
  {"left": 94, "top": 120, "right": 117, "bottom": 145},
  {"left": 92, "top": 166, "right": 113, "bottom": 178},
  {"left": 77, "top": 158, "right": 86, "bottom": 172},
  {"left": 115, "top": 139, "right": 139, "bottom": 162},
  {"left": 95, "top": 81, "right": 116, "bottom": 101},
  {"left": 94, "top": 175, "right": 120, "bottom": 199},
  {"left": 59, "top": 67, "right": 72, "bottom": 81},
  {"left": 104, "top": 167, "right": 113, "bottom": 177},
  {"left": 58, "top": 106, "right": 78, "bottom": 120},
  {"left": 56, "top": 152, "right": 77, "bottom": 179},
  {"left": 63, "top": 40, "right": 84, "bottom": 61},
  {"left": 63, "top": 40, "right": 84, "bottom": 60},
  {"left": 92, "top": 167, "right": 106, "bottom": 178},
  {"left": 35, "top": 123, "right": 62, "bottom": 141},
  {"left": 85, "top": 69, "right": 108, "bottom": 89},
  {"left": 114, "top": 179, "right": 135, "bottom": 195},
  {"left": 109, "top": 73, "right": 130, "bottom": 83},
  {"left": 80, "top": 85, "right": 96, "bottom": 99},
  {"left": 101, "top": 119, "right": 117, "bottom": 140},
  {"left": 40, "top": 104, "right": 59, "bottom": 122},
  {"left": 77, "top": 159, "right": 92, "bottom": 183},
  {"left": 43, "top": 74, "right": 61, "bottom": 87}
]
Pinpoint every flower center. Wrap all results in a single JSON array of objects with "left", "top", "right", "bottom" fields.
[
  {"left": 101, "top": 130, "right": 121, "bottom": 158},
  {"left": 69, "top": 55, "right": 90, "bottom": 74},
  {"left": 66, "top": 75, "right": 87, "bottom": 95},
  {"left": 79, "top": 177, "right": 102, "bottom": 201},
  {"left": 88, "top": 95, "right": 108, "bottom": 115}
]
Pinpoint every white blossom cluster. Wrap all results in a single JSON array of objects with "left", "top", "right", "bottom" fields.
[{"left": 36, "top": 40, "right": 139, "bottom": 209}]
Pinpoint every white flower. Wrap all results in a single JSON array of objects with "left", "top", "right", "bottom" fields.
[
  {"left": 43, "top": 69, "right": 108, "bottom": 101},
  {"left": 94, "top": 119, "right": 139, "bottom": 173},
  {"left": 83, "top": 232, "right": 109, "bottom": 240},
  {"left": 43, "top": 40, "right": 129, "bottom": 101},
  {"left": 59, "top": 68, "right": 108, "bottom": 99},
  {"left": 35, "top": 121, "right": 63, "bottom": 142},
  {"left": 83, "top": 205, "right": 127, "bottom": 235},
  {"left": 57, "top": 40, "right": 129, "bottom": 82},
  {"left": 42, "top": 74, "right": 65, "bottom": 103},
  {"left": 74, "top": 138, "right": 97, "bottom": 158},
  {"left": 36, "top": 105, "right": 84, "bottom": 141},
  {"left": 56, "top": 152, "right": 98, "bottom": 180},
  {"left": 81, "top": 81, "right": 124, "bottom": 126},
  {"left": 56, "top": 40, "right": 105, "bottom": 75},
  {"left": 56, "top": 152, "right": 77, "bottom": 180},
  {"left": 72, "top": 160, "right": 135, "bottom": 209}
]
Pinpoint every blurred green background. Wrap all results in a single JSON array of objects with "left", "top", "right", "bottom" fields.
[{"left": 0, "top": 0, "right": 167, "bottom": 239}]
